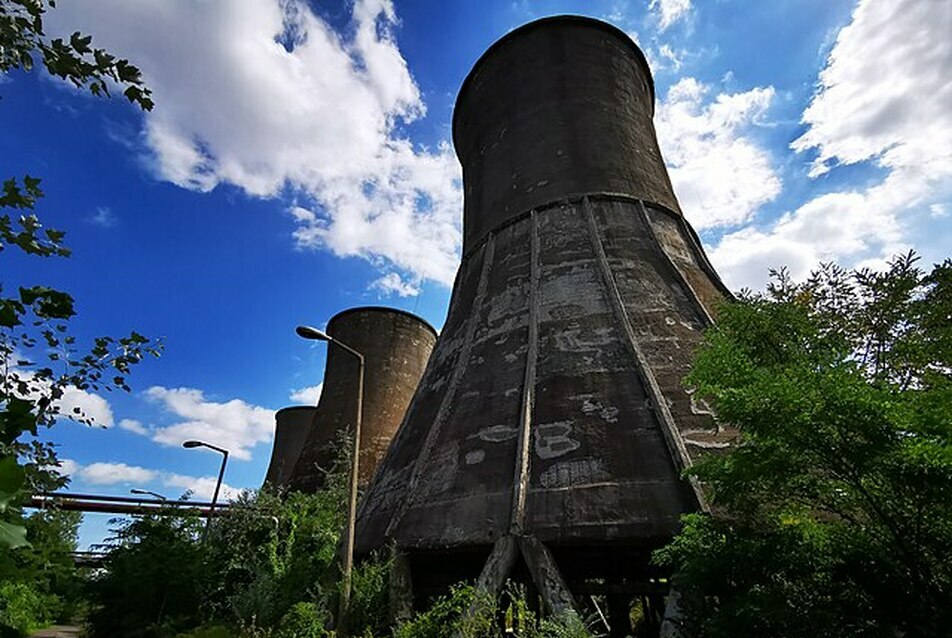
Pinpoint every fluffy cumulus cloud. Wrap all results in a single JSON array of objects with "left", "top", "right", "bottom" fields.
[
  {"left": 791, "top": 0, "right": 952, "bottom": 181},
  {"left": 118, "top": 418, "right": 148, "bottom": 435},
  {"left": 5, "top": 357, "right": 115, "bottom": 427},
  {"left": 51, "top": 0, "right": 463, "bottom": 288},
  {"left": 656, "top": 78, "right": 781, "bottom": 230},
  {"left": 163, "top": 473, "right": 241, "bottom": 501},
  {"left": 57, "top": 385, "right": 115, "bottom": 427},
  {"left": 708, "top": 0, "right": 952, "bottom": 289},
  {"left": 371, "top": 272, "right": 421, "bottom": 297},
  {"left": 58, "top": 460, "right": 158, "bottom": 485},
  {"left": 710, "top": 188, "right": 907, "bottom": 290},
  {"left": 289, "top": 383, "right": 323, "bottom": 405},
  {"left": 145, "top": 386, "right": 276, "bottom": 461},
  {"left": 649, "top": 0, "right": 692, "bottom": 30},
  {"left": 58, "top": 459, "right": 240, "bottom": 500}
]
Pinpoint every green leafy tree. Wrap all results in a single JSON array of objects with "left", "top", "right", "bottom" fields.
[
  {"left": 86, "top": 511, "right": 206, "bottom": 638},
  {"left": 0, "top": 506, "right": 84, "bottom": 634},
  {"left": 656, "top": 253, "right": 952, "bottom": 638},
  {"left": 0, "top": 0, "right": 159, "bottom": 549},
  {"left": 86, "top": 443, "right": 352, "bottom": 638}
]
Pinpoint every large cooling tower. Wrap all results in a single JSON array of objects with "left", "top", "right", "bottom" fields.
[
  {"left": 287, "top": 307, "right": 437, "bottom": 492},
  {"left": 263, "top": 406, "right": 317, "bottom": 489},
  {"left": 355, "top": 16, "right": 736, "bottom": 629}
]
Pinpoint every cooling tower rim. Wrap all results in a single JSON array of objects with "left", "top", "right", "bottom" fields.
[
  {"left": 452, "top": 15, "right": 656, "bottom": 152},
  {"left": 452, "top": 192, "right": 734, "bottom": 300},
  {"left": 326, "top": 306, "right": 438, "bottom": 337},
  {"left": 276, "top": 405, "right": 318, "bottom": 416}
]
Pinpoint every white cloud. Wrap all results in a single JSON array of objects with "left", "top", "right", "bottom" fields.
[
  {"left": 709, "top": 188, "right": 908, "bottom": 290},
  {"left": 145, "top": 386, "right": 276, "bottom": 461},
  {"left": 5, "top": 358, "right": 115, "bottom": 428},
  {"left": 791, "top": 0, "right": 952, "bottom": 182},
  {"left": 89, "top": 206, "right": 117, "bottom": 228},
  {"left": 57, "top": 385, "right": 115, "bottom": 427},
  {"left": 709, "top": 0, "right": 952, "bottom": 290},
  {"left": 649, "top": 0, "right": 692, "bottom": 30},
  {"left": 55, "top": 458, "right": 81, "bottom": 477},
  {"left": 371, "top": 272, "right": 420, "bottom": 297},
  {"left": 118, "top": 418, "right": 148, "bottom": 435},
  {"left": 656, "top": 44, "right": 683, "bottom": 71},
  {"left": 50, "top": 0, "right": 463, "bottom": 287},
  {"left": 163, "top": 472, "right": 241, "bottom": 502},
  {"left": 289, "top": 383, "right": 323, "bottom": 405},
  {"left": 62, "top": 461, "right": 158, "bottom": 485},
  {"left": 656, "top": 78, "right": 781, "bottom": 230},
  {"left": 57, "top": 459, "right": 241, "bottom": 501}
]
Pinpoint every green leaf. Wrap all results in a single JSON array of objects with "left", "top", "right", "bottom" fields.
[
  {"left": 0, "top": 519, "right": 30, "bottom": 549},
  {"left": 0, "top": 456, "right": 26, "bottom": 505}
]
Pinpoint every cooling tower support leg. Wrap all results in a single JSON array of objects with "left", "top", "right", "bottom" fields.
[
  {"left": 517, "top": 536, "right": 576, "bottom": 615},
  {"left": 389, "top": 548, "right": 414, "bottom": 625},
  {"left": 659, "top": 589, "right": 685, "bottom": 638},
  {"left": 476, "top": 536, "right": 520, "bottom": 595},
  {"left": 456, "top": 534, "right": 577, "bottom": 636}
]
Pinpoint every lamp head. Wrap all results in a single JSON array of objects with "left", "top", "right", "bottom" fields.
[
  {"left": 296, "top": 325, "right": 330, "bottom": 341},
  {"left": 182, "top": 440, "right": 203, "bottom": 449}
]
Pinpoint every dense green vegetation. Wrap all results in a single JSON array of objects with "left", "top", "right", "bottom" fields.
[
  {"left": 657, "top": 254, "right": 952, "bottom": 638},
  {"left": 82, "top": 444, "right": 593, "bottom": 638},
  {"left": 83, "top": 469, "right": 352, "bottom": 638},
  {"left": 0, "top": 507, "right": 84, "bottom": 636}
]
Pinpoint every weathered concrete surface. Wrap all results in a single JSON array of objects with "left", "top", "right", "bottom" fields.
[
  {"left": 454, "top": 16, "right": 681, "bottom": 255},
  {"left": 356, "top": 15, "right": 736, "bottom": 602},
  {"left": 287, "top": 307, "right": 437, "bottom": 492},
  {"left": 262, "top": 406, "right": 317, "bottom": 489}
]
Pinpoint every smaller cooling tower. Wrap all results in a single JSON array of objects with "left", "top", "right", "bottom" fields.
[
  {"left": 287, "top": 307, "right": 438, "bottom": 492},
  {"left": 263, "top": 406, "right": 317, "bottom": 489}
]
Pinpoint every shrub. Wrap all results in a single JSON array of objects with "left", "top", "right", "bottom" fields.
[
  {"left": 275, "top": 602, "right": 327, "bottom": 638},
  {"left": 0, "top": 581, "right": 57, "bottom": 636}
]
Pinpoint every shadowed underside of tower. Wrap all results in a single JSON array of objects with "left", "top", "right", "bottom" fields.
[{"left": 355, "top": 15, "right": 737, "bottom": 626}]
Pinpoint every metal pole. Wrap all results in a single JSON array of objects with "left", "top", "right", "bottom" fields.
[
  {"left": 337, "top": 351, "right": 364, "bottom": 637},
  {"left": 204, "top": 448, "right": 228, "bottom": 541}
]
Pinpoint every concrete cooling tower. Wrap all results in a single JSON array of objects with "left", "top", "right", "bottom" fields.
[
  {"left": 354, "top": 15, "right": 736, "bottom": 632},
  {"left": 263, "top": 406, "right": 317, "bottom": 489},
  {"left": 287, "top": 307, "right": 437, "bottom": 492}
]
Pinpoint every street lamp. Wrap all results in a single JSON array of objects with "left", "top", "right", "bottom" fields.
[
  {"left": 130, "top": 488, "right": 167, "bottom": 501},
  {"left": 182, "top": 439, "right": 229, "bottom": 536},
  {"left": 296, "top": 323, "right": 364, "bottom": 636}
]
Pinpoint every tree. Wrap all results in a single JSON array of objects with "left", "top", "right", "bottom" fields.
[
  {"left": 1, "top": 0, "right": 158, "bottom": 549},
  {"left": 656, "top": 253, "right": 952, "bottom": 638}
]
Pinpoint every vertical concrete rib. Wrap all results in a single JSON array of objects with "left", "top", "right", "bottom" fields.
[
  {"left": 385, "top": 234, "right": 497, "bottom": 538},
  {"left": 509, "top": 210, "right": 540, "bottom": 535},
  {"left": 675, "top": 213, "right": 734, "bottom": 300},
  {"left": 636, "top": 201, "right": 715, "bottom": 328},
  {"left": 582, "top": 196, "right": 707, "bottom": 511}
]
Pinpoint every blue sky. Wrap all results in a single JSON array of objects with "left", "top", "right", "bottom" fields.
[{"left": 4, "top": 0, "right": 950, "bottom": 547}]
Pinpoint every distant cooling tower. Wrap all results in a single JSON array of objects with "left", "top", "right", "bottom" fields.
[
  {"left": 263, "top": 406, "right": 316, "bottom": 489},
  {"left": 356, "top": 16, "right": 735, "bottom": 632},
  {"left": 287, "top": 307, "right": 437, "bottom": 492}
]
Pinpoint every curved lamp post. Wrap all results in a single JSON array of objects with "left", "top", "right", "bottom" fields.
[
  {"left": 296, "top": 323, "right": 364, "bottom": 637},
  {"left": 182, "top": 439, "right": 229, "bottom": 538}
]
